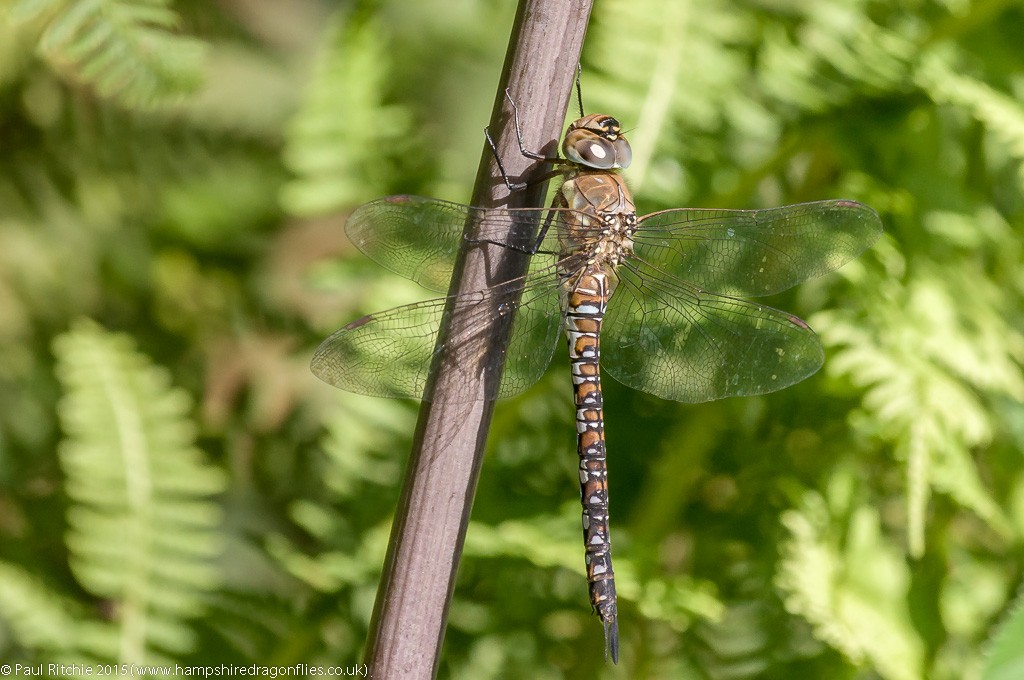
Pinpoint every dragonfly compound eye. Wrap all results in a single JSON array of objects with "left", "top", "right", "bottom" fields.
[
  {"left": 610, "top": 138, "right": 631, "bottom": 170},
  {"left": 564, "top": 116, "right": 632, "bottom": 170},
  {"left": 565, "top": 131, "right": 629, "bottom": 170}
]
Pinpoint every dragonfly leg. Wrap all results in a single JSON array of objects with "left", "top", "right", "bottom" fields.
[
  {"left": 465, "top": 183, "right": 561, "bottom": 255},
  {"left": 531, "top": 203, "right": 558, "bottom": 252},
  {"left": 484, "top": 88, "right": 567, "bottom": 192},
  {"left": 573, "top": 62, "right": 584, "bottom": 118},
  {"left": 484, "top": 126, "right": 564, "bottom": 192},
  {"left": 462, "top": 231, "right": 555, "bottom": 257},
  {"left": 484, "top": 126, "right": 530, "bottom": 192},
  {"left": 504, "top": 88, "right": 555, "bottom": 163}
]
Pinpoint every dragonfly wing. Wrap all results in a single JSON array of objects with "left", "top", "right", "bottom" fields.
[
  {"left": 633, "top": 200, "right": 882, "bottom": 297},
  {"left": 346, "top": 196, "right": 557, "bottom": 292},
  {"left": 497, "top": 271, "right": 563, "bottom": 398},
  {"left": 601, "top": 258, "right": 824, "bottom": 403},
  {"left": 311, "top": 269, "right": 562, "bottom": 402}
]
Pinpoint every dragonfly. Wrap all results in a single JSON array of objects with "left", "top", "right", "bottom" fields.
[{"left": 311, "top": 98, "right": 882, "bottom": 663}]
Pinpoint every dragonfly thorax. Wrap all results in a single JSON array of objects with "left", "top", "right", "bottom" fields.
[
  {"left": 558, "top": 172, "right": 638, "bottom": 270},
  {"left": 589, "top": 223, "right": 635, "bottom": 268},
  {"left": 563, "top": 114, "right": 632, "bottom": 170}
]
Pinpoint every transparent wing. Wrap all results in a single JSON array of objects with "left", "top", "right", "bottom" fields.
[
  {"left": 633, "top": 200, "right": 882, "bottom": 297},
  {"left": 346, "top": 195, "right": 563, "bottom": 292},
  {"left": 602, "top": 257, "right": 824, "bottom": 403},
  {"left": 311, "top": 268, "right": 563, "bottom": 401}
]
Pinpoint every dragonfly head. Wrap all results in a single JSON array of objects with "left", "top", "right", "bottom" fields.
[{"left": 563, "top": 114, "right": 632, "bottom": 171}]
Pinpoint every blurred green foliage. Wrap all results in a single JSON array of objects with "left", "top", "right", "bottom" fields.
[{"left": 1, "top": 0, "right": 1023, "bottom": 678}]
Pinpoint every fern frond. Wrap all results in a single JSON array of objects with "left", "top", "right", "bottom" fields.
[
  {"left": 816, "top": 265, "right": 1020, "bottom": 555},
  {"left": 0, "top": 562, "right": 120, "bottom": 663},
  {"left": 53, "top": 319, "right": 226, "bottom": 664},
  {"left": 760, "top": 2, "right": 914, "bottom": 111},
  {"left": 267, "top": 516, "right": 390, "bottom": 594},
  {"left": 585, "top": 0, "right": 915, "bottom": 203},
  {"left": 0, "top": 561, "right": 82, "bottom": 653},
  {"left": 585, "top": 0, "right": 754, "bottom": 197},
  {"left": 13, "top": 0, "right": 206, "bottom": 107},
  {"left": 318, "top": 390, "right": 413, "bottom": 497},
  {"left": 776, "top": 480, "right": 925, "bottom": 680},
  {"left": 281, "top": 12, "right": 412, "bottom": 215},
  {"left": 915, "top": 49, "right": 1024, "bottom": 190},
  {"left": 465, "top": 505, "right": 724, "bottom": 633},
  {"left": 463, "top": 507, "right": 583, "bottom": 574}
]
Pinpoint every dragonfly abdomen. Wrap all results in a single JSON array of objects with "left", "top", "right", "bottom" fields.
[{"left": 564, "top": 267, "right": 619, "bottom": 663}]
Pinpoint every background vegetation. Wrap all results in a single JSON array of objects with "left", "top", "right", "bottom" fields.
[{"left": 1, "top": 0, "right": 1023, "bottom": 677}]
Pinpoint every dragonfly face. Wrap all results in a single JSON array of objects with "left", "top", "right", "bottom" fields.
[
  {"left": 563, "top": 114, "right": 632, "bottom": 170},
  {"left": 312, "top": 103, "right": 882, "bottom": 664}
]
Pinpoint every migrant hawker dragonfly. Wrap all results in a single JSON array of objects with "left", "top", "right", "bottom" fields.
[{"left": 311, "top": 106, "right": 882, "bottom": 663}]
